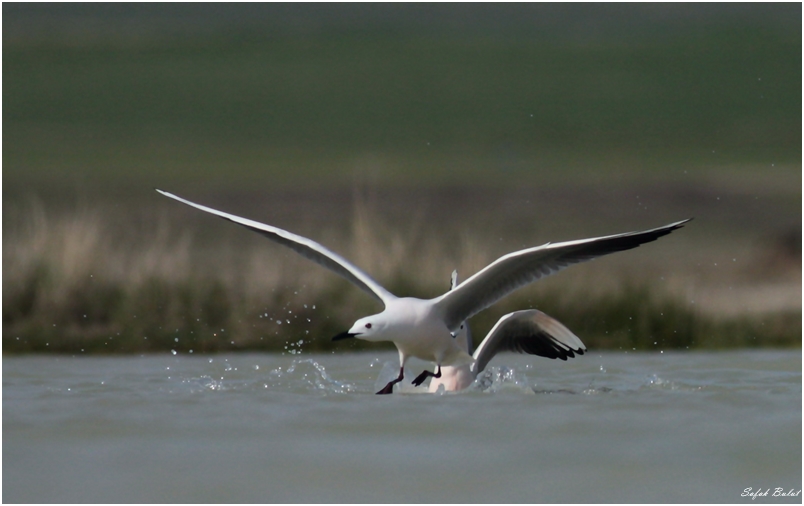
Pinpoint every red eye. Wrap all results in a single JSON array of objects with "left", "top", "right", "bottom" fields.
[{"left": 365, "top": 323, "right": 372, "bottom": 329}]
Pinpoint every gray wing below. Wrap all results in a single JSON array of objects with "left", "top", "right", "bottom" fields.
[
  {"left": 156, "top": 189, "right": 395, "bottom": 306},
  {"left": 471, "top": 310, "right": 586, "bottom": 374},
  {"left": 436, "top": 219, "right": 691, "bottom": 331}
]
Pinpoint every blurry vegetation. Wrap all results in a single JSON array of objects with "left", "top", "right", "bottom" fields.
[{"left": 3, "top": 202, "right": 799, "bottom": 355}]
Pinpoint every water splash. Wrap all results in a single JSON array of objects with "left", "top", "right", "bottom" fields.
[
  {"left": 644, "top": 373, "right": 673, "bottom": 389},
  {"left": 175, "top": 358, "right": 356, "bottom": 394},
  {"left": 641, "top": 373, "right": 705, "bottom": 392},
  {"left": 279, "top": 359, "right": 357, "bottom": 394},
  {"left": 189, "top": 375, "right": 226, "bottom": 391},
  {"left": 475, "top": 366, "right": 533, "bottom": 394}
]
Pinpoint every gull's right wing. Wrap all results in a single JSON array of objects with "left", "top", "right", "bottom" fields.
[
  {"left": 435, "top": 219, "right": 691, "bottom": 331},
  {"left": 157, "top": 189, "right": 396, "bottom": 306}
]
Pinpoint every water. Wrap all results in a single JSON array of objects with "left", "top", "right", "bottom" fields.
[{"left": 3, "top": 350, "right": 801, "bottom": 503}]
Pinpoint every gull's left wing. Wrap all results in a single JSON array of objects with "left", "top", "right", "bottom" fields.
[{"left": 156, "top": 189, "right": 396, "bottom": 306}]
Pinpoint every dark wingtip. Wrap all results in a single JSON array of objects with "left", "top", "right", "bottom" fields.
[{"left": 663, "top": 218, "right": 693, "bottom": 234}]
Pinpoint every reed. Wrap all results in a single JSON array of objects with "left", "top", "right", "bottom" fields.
[{"left": 3, "top": 199, "right": 799, "bottom": 354}]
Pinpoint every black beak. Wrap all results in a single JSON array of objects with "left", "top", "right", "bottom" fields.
[{"left": 332, "top": 331, "right": 358, "bottom": 342}]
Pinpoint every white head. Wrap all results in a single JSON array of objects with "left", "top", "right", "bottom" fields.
[
  {"left": 332, "top": 313, "right": 389, "bottom": 343},
  {"left": 332, "top": 298, "right": 428, "bottom": 344}
]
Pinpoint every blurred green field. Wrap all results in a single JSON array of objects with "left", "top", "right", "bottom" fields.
[
  {"left": 3, "top": 4, "right": 801, "bottom": 353},
  {"left": 4, "top": 4, "right": 801, "bottom": 194}
]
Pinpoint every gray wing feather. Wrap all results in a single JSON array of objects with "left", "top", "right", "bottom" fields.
[
  {"left": 156, "top": 189, "right": 395, "bottom": 306},
  {"left": 436, "top": 219, "right": 691, "bottom": 331}
]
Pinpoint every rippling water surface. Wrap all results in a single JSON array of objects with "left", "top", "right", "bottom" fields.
[{"left": 3, "top": 350, "right": 801, "bottom": 503}]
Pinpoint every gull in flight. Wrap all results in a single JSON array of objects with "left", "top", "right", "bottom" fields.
[
  {"left": 429, "top": 271, "right": 586, "bottom": 392},
  {"left": 157, "top": 189, "right": 690, "bottom": 394}
]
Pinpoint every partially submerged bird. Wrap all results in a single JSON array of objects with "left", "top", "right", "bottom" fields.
[
  {"left": 157, "top": 189, "right": 690, "bottom": 394},
  {"left": 429, "top": 271, "right": 585, "bottom": 393}
]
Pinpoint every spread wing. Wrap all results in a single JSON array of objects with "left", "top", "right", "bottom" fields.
[
  {"left": 471, "top": 310, "right": 586, "bottom": 374},
  {"left": 156, "top": 189, "right": 395, "bottom": 306},
  {"left": 436, "top": 219, "right": 691, "bottom": 331}
]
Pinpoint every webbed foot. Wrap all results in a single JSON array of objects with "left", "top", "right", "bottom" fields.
[{"left": 376, "top": 367, "right": 405, "bottom": 395}]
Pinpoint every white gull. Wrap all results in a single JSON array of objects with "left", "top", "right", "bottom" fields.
[{"left": 157, "top": 189, "right": 690, "bottom": 394}]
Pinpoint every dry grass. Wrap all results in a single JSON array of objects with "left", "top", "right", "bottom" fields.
[{"left": 3, "top": 197, "right": 799, "bottom": 354}]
